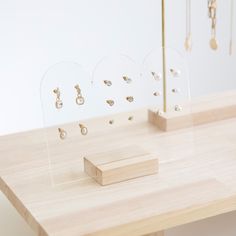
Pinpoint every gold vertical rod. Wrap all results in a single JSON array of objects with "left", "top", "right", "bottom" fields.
[{"left": 162, "top": 0, "right": 167, "bottom": 112}]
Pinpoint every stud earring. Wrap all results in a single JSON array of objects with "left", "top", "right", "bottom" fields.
[
  {"left": 151, "top": 72, "right": 162, "bottom": 81},
  {"left": 174, "top": 105, "right": 182, "bottom": 112},
  {"left": 75, "top": 84, "right": 85, "bottom": 105},
  {"left": 53, "top": 88, "right": 63, "bottom": 109},
  {"left": 172, "top": 88, "right": 180, "bottom": 93},
  {"left": 123, "top": 76, "right": 132, "bottom": 84},
  {"left": 58, "top": 128, "right": 67, "bottom": 140},
  {"left": 170, "top": 69, "right": 181, "bottom": 78},
  {"left": 128, "top": 116, "right": 134, "bottom": 121},
  {"left": 109, "top": 120, "right": 114, "bottom": 125},
  {"left": 79, "top": 124, "right": 88, "bottom": 136},
  {"left": 126, "top": 96, "right": 134, "bottom": 103},
  {"left": 106, "top": 100, "right": 115, "bottom": 106},
  {"left": 153, "top": 91, "right": 161, "bottom": 96},
  {"left": 104, "top": 80, "right": 112, "bottom": 86}
]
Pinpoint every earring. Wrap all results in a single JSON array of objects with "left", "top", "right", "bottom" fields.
[
  {"left": 172, "top": 88, "right": 180, "bottom": 93},
  {"left": 53, "top": 88, "right": 63, "bottom": 109},
  {"left": 126, "top": 96, "right": 134, "bottom": 103},
  {"left": 109, "top": 120, "right": 114, "bottom": 125},
  {"left": 58, "top": 128, "right": 67, "bottom": 140},
  {"left": 174, "top": 105, "right": 182, "bottom": 112},
  {"left": 151, "top": 72, "right": 162, "bottom": 81},
  {"left": 75, "top": 84, "right": 85, "bottom": 105},
  {"left": 170, "top": 69, "right": 181, "bottom": 78},
  {"left": 79, "top": 124, "right": 88, "bottom": 136},
  {"left": 128, "top": 116, "right": 134, "bottom": 121},
  {"left": 208, "top": 0, "right": 218, "bottom": 50},
  {"left": 106, "top": 100, "right": 115, "bottom": 106},
  {"left": 153, "top": 91, "right": 161, "bottom": 96},
  {"left": 104, "top": 80, "right": 112, "bottom": 86},
  {"left": 123, "top": 76, "right": 132, "bottom": 84}
]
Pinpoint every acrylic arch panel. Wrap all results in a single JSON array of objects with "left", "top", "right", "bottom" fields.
[{"left": 40, "top": 51, "right": 193, "bottom": 186}]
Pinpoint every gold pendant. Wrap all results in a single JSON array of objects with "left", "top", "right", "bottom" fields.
[{"left": 210, "top": 37, "right": 218, "bottom": 50}]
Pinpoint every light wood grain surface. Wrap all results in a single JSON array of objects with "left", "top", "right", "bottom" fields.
[{"left": 1, "top": 93, "right": 236, "bottom": 235}]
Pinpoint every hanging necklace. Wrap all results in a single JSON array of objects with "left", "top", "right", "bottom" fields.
[
  {"left": 185, "top": 0, "right": 192, "bottom": 51},
  {"left": 208, "top": 0, "right": 218, "bottom": 50},
  {"left": 229, "top": 0, "right": 234, "bottom": 55}
]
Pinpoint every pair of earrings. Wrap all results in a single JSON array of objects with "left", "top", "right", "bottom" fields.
[
  {"left": 106, "top": 96, "right": 134, "bottom": 107},
  {"left": 109, "top": 116, "right": 134, "bottom": 125},
  {"left": 103, "top": 76, "right": 132, "bottom": 87},
  {"left": 53, "top": 85, "right": 85, "bottom": 109},
  {"left": 58, "top": 123, "right": 88, "bottom": 140}
]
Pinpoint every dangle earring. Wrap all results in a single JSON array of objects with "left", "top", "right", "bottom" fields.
[
  {"left": 75, "top": 84, "right": 85, "bottom": 105},
  {"left": 79, "top": 124, "right": 88, "bottom": 136},
  {"left": 208, "top": 0, "right": 218, "bottom": 50},
  {"left": 58, "top": 128, "right": 67, "bottom": 140},
  {"left": 53, "top": 88, "right": 63, "bottom": 109}
]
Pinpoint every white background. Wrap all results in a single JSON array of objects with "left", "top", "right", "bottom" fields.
[{"left": 1, "top": 0, "right": 236, "bottom": 235}]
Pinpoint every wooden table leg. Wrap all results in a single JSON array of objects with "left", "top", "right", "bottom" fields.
[{"left": 144, "top": 231, "right": 165, "bottom": 236}]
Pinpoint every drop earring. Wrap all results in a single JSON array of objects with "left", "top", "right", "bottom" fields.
[
  {"left": 58, "top": 128, "right": 67, "bottom": 140},
  {"left": 208, "top": 0, "right": 218, "bottom": 50},
  {"left": 75, "top": 84, "right": 85, "bottom": 105},
  {"left": 53, "top": 88, "right": 63, "bottom": 109},
  {"left": 79, "top": 124, "right": 88, "bottom": 136}
]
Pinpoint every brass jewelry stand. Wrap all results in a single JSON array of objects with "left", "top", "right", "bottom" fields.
[{"left": 149, "top": 0, "right": 236, "bottom": 132}]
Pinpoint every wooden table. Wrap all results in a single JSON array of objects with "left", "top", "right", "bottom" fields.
[{"left": 1, "top": 111, "right": 236, "bottom": 236}]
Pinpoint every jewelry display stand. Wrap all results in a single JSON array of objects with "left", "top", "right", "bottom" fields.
[{"left": 40, "top": 51, "right": 193, "bottom": 186}]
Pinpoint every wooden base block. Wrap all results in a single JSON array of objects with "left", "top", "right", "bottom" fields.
[
  {"left": 149, "top": 91, "right": 236, "bottom": 131},
  {"left": 144, "top": 232, "right": 164, "bottom": 236},
  {"left": 84, "top": 146, "right": 158, "bottom": 186}
]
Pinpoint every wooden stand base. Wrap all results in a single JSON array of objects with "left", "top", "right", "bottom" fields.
[
  {"left": 84, "top": 146, "right": 158, "bottom": 186},
  {"left": 149, "top": 91, "right": 236, "bottom": 131},
  {"left": 144, "top": 232, "right": 164, "bottom": 236}
]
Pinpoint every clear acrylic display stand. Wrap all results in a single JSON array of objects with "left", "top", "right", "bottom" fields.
[{"left": 40, "top": 51, "right": 192, "bottom": 186}]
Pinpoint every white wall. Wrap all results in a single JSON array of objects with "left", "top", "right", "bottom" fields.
[{"left": 0, "top": 0, "right": 236, "bottom": 235}]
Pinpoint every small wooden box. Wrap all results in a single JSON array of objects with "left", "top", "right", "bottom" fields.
[{"left": 84, "top": 146, "right": 158, "bottom": 186}]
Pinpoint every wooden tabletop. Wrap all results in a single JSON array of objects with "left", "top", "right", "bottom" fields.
[{"left": 1, "top": 110, "right": 236, "bottom": 236}]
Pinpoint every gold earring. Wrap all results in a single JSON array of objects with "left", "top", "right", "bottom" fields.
[
  {"left": 58, "top": 128, "right": 67, "bottom": 140},
  {"left": 151, "top": 72, "right": 162, "bottom": 81},
  {"left": 170, "top": 69, "right": 181, "bottom": 78},
  {"left": 106, "top": 100, "right": 115, "bottom": 106},
  {"left": 75, "top": 84, "right": 85, "bottom": 105},
  {"left": 123, "top": 76, "right": 132, "bottom": 84},
  {"left": 128, "top": 116, "right": 134, "bottom": 121},
  {"left": 153, "top": 91, "right": 161, "bottom": 96},
  {"left": 126, "top": 96, "right": 134, "bottom": 103},
  {"left": 174, "top": 105, "right": 182, "bottom": 112},
  {"left": 104, "top": 80, "right": 112, "bottom": 86},
  {"left": 172, "top": 88, "right": 180, "bottom": 93},
  {"left": 109, "top": 120, "right": 114, "bottom": 125},
  {"left": 53, "top": 88, "right": 63, "bottom": 109},
  {"left": 79, "top": 124, "right": 88, "bottom": 136}
]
